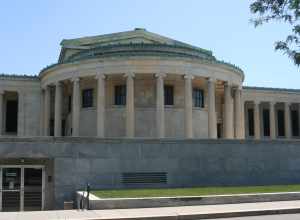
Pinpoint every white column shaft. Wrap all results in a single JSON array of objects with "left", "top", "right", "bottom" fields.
[
  {"left": 72, "top": 78, "right": 80, "bottom": 136},
  {"left": 54, "top": 82, "right": 62, "bottom": 137},
  {"left": 184, "top": 75, "right": 193, "bottom": 138},
  {"left": 284, "top": 102, "right": 291, "bottom": 139},
  {"left": 224, "top": 83, "right": 234, "bottom": 139},
  {"left": 126, "top": 73, "right": 135, "bottom": 137},
  {"left": 156, "top": 74, "right": 165, "bottom": 138},
  {"left": 254, "top": 102, "right": 261, "bottom": 140},
  {"left": 96, "top": 74, "right": 106, "bottom": 137},
  {"left": 234, "top": 88, "right": 243, "bottom": 139},
  {"left": 269, "top": 102, "right": 276, "bottom": 139},
  {"left": 208, "top": 78, "right": 217, "bottom": 138}
]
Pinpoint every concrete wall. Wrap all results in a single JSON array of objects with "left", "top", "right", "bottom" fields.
[{"left": 1, "top": 138, "right": 300, "bottom": 209}]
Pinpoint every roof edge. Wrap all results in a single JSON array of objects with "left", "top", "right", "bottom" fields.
[{"left": 243, "top": 86, "right": 300, "bottom": 93}]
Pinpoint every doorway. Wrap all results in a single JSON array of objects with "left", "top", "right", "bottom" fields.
[{"left": 0, "top": 166, "right": 44, "bottom": 211}]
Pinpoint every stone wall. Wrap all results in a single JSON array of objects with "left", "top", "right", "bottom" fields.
[{"left": 0, "top": 137, "right": 300, "bottom": 209}]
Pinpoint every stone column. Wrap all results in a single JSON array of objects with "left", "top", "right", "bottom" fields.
[
  {"left": 155, "top": 73, "right": 166, "bottom": 138},
  {"left": 224, "top": 82, "right": 234, "bottom": 139},
  {"left": 284, "top": 102, "right": 291, "bottom": 139},
  {"left": 184, "top": 74, "right": 194, "bottom": 138},
  {"left": 43, "top": 86, "right": 51, "bottom": 136},
  {"left": 254, "top": 101, "right": 261, "bottom": 140},
  {"left": 234, "top": 86, "right": 243, "bottom": 139},
  {"left": 125, "top": 72, "right": 135, "bottom": 137},
  {"left": 72, "top": 78, "right": 80, "bottom": 136},
  {"left": 207, "top": 78, "right": 217, "bottom": 139},
  {"left": 269, "top": 101, "right": 276, "bottom": 139},
  {"left": 54, "top": 81, "right": 63, "bottom": 137},
  {"left": 0, "top": 90, "right": 4, "bottom": 136},
  {"left": 241, "top": 96, "right": 246, "bottom": 139},
  {"left": 96, "top": 74, "right": 106, "bottom": 137}
]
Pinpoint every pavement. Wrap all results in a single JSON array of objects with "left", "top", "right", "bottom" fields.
[
  {"left": 215, "top": 213, "right": 300, "bottom": 219},
  {"left": 2, "top": 200, "right": 300, "bottom": 220}
]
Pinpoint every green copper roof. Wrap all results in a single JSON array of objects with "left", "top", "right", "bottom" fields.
[
  {"left": 40, "top": 28, "right": 243, "bottom": 74},
  {"left": 60, "top": 28, "right": 212, "bottom": 55}
]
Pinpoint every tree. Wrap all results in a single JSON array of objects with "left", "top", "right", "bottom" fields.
[{"left": 250, "top": 0, "right": 300, "bottom": 65}]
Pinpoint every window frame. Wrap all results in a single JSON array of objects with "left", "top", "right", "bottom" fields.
[
  {"left": 82, "top": 88, "right": 94, "bottom": 108},
  {"left": 192, "top": 88, "right": 205, "bottom": 108},
  {"left": 164, "top": 85, "right": 174, "bottom": 106},
  {"left": 114, "top": 85, "right": 127, "bottom": 106}
]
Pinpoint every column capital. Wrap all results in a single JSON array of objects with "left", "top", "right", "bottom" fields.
[
  {"left": 184, "top": 74, "right": 194, "bottom": 80},
  {"left": 284, "top": 102, "right": 291, "bottom": 107},
  {"left": 224, "top": 81, "right": 233, "bottom": 87},
  {"left": 269, "top": 101, "right": 276, "bottom": 106},
  {"left": 0, "top": 90, "right": 5, "bottom": 95},
  {"left": 41, "top": 85, "right": 50, "bottom": 90},
  {"left": 124, "top": 72, "right": 135, "bottom": 78},
  {"left": 55, "top": 81, "right": 63, "bottom": 87},
  {"left": 155, "top": 73, "right": 167, "bottom": 79},
  {"left": 71, "top": 77, "right": 80, "bottom": 83},
  {"left": 233, "top": 84, "right": 242, "bottom": 90},
  {"left": 95, "top": 73, "right": 106, "bottom": 80},
  {"left": 207, "top": 77, "right": 216, "bottom": 83}
]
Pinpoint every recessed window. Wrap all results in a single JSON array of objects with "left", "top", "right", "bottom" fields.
[
  {"left": 248, "top": 109, "right": 254, "bottom": 137},
  {"left": 277, "top": 110, "right": 285, "bottom": 137},
  {"left": 82, "top": 89, "right": 93, "bottom": 108},
  {"left": 115, "top": 85, "right": 126, "bottom": 105},
  {"left": 263, "top": 109, "right": 270, "bottom": 137},
  {"left": 291, "top": 110, "right": 299, "bottom": 136},
  {"left": 164, "top": 85, "right": 174, "bottom": 105},
  {"left": 193, "top": 88, "right": 204, "bottom": 108}
]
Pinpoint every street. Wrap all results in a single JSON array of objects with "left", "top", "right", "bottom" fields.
[{"left": 214, "top": 213, "right": 300, "bottom": 219}]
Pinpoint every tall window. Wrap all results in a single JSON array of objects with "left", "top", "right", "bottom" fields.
[
  {"left": 277, "top": 110, "right": 285, "bottom": 137},
  {"left": 193, "top": 88, "right": 204, "bottom": 108},
  {"left": 115, "top": 85, "right": 126, "bottom": 105},
  {"left": 248, "top": 109, "right": 254, "bottom": 137},
  {"left": 82, "top": 89, "right": 93, "bottom": 108},
  {"left": 291, "top": 110, "right": 299, "bottom": 136},
  {"left": 263, "top": 109, "right": 270, "bottom": 137},
  {"left": 164, "top": 85, "right": 174, "bottom": 105}
]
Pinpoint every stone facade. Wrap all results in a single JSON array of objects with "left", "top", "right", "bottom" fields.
[
  {"left": 1, "top": 29, "right": 300, "bottom": 211},
  {"left": 1, "top": 28, "right": 298, "bottom": 139}
]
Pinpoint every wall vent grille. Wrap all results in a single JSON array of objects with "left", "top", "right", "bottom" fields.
[{"left": 122, "top": 172, "right": 167, "bottom": 185}]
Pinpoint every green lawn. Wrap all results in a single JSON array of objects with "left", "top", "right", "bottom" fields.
[{"left": 92, "top": 184, "right": 300, "bottom": 198}]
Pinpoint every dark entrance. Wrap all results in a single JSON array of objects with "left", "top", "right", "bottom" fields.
[{"left": 5, "top": 100, "right": 18, "bottom": 133}]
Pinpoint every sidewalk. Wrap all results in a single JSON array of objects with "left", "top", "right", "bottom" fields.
[{"left": 2, "top": 200, "right": 300, "bottom": 220}]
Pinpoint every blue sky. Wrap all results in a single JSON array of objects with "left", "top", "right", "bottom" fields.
[{"left": 0, "top": 0, "right": 298, "bottom": 88}]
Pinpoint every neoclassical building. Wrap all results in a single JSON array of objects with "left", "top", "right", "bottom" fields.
[
  {"left": 1, "top": 28, "right": 299, "bottom": 140},
  {"left": 1, "top": 28, "right": 300, "bottom": 212}
]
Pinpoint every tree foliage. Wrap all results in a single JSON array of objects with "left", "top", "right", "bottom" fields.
[{"left": 250, "top": 0, "right": 300, "bottom": 65}]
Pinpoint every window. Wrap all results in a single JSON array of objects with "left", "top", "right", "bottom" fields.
[
  {"left": 68, "top": 95, "right": 72, "bottom": 113},
  {"left": 164, "top": 85, "right": 174, "bottom": 105},
  {"left": 82, "top": 89, "right": 93, "bottom": 108},
  {"left": 193, "top": 88, "right": 204, "bottom": 108},
  {"left": 263, "top": 109, "right": 270, "bottom": 137},
  {"left": 115, "top": 85, "right": 126, "bottom": 105},
  {"left": 291, "top": 110, "right": 299, "bottom": 136},
  {"left": 248, "top": 109, "right": 254, "bottom": 137},
  {"left": 277, "top": 110, "right": 285, "bottom": 137}
]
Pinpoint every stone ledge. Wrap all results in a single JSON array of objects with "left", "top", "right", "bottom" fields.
[
  {"left": 0, "top": 136, "right": 300, "bottom": 144},
  {"left": 83, "top": 192, "right": 300, "bottom": 210}
]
